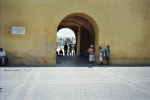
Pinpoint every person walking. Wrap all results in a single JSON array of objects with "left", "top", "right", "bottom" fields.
[
  {"left": 64, "top": 43, "right": 68, "bottom": 56},
  {"left": 68, "top": 44, "right": 72, "bottom": 56},
  {"left": 99, "top": 46, "right": 104, "bottom": 65},
  {"left": 105, "top": 45, "right": 110, "bottom": 65},
  {"left": 87, "top": 45, "right": 95, "bottom": 66},
  {"left": 73, "top": 44, "right": 77, "bottom": 55}
]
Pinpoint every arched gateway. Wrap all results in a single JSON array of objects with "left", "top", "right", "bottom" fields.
[{"left": 57, "top": 13, "right": 99, "bottom": 59}]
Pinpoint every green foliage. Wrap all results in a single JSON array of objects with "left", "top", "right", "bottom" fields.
[{"left": 64, "top": 37, "right": 71, "bottom": 44}]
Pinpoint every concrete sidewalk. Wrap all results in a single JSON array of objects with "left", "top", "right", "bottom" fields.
[
  {"left": 1, "top": 67, "right": 150, "bottom": 100},
  {"left": 1, "top": 56, "right": 150, "bottom": 100}
]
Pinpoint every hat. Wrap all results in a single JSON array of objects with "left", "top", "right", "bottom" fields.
[{"left": 90, "top": 45, "right": 94, "bottom": 47}]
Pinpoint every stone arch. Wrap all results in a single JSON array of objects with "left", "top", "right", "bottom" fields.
[{"left": 57, "top": 13, "right": 99, "bottom": 59}]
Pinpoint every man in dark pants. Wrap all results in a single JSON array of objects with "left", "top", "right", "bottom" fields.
[
  {"left": 74, "top": 44, "right": 77, "bottom": 55},
  {"left": 105, "top": 45, "right": 110, "bottom": 65},
  {"left": 68, "top": 44, "right": 72, "bottom": 56},
  {"left": 64, "top": 43, "right": 68, "bottom": 56}
]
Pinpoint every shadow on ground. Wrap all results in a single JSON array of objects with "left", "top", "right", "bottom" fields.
[
  {"left": 2, "top": 56, "right": 91, "bottom": 67},
  {"left": 1, "top": 56, "right": 150, "bottom": 67}
]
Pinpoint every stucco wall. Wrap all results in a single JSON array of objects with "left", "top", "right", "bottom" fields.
[
  {"left": 99, "top": 0, "right": 150, "bottom": 64},
  {"left": 1, "top": 0, "right": 150, "bottom": 65}
]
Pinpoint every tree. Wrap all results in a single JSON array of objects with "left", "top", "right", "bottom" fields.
[{"left": 64, "top": 37, "right": 71, "bottom": 44}]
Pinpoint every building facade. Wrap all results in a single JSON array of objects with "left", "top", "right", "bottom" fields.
[{"left": 1, "top": 0, "right": 150, "bottom": 65}]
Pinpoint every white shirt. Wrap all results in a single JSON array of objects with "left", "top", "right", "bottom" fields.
[{"left": 0, "top": 51, "right": 6, "bottom": 57}]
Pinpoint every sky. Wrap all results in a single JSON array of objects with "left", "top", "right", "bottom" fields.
[{"left": 57, "top": 28, "right": 75, "bottom": 38}]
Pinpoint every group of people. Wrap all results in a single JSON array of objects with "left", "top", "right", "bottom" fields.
[
  {"left": 57, "top": 43, "right": 77, "bottom": 56},
  {"left": 87, "top": 45, "right": 110, "bottom": 66},
  {"left": 64, "top": 43, "right": 77, "bottom": 56}
]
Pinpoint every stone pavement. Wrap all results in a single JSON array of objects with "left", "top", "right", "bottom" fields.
[{"left": 0, "top": 56, "right": 150, "bottom": 100}]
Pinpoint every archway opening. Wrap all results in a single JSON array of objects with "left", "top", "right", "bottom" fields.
[
  {"left": 57, "top": 28, "right": 76, "bottom": 56},
  {"left": 56, "top": 13, "right": 99, "bottom": 64}
]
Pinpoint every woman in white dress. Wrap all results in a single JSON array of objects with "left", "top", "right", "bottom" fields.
[{"left": 99, "top": 46, "right": 104, "bottom": 65}]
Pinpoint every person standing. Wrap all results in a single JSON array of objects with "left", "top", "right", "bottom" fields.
[
  {"left": 73, "top": 44, "right": 77, "bottom": 55},
  {"left": 87, "top": 45, "right": 95, "bottom": 66},
  {"left": 99, "top": 46, "right": 104, "bottom": 65},
  {"left": 105, "top": 45, "right": 110, "bottom": 65},
  {"left": 68, "top": 44, "right": 72, "bottom": 56},
  {"left": 0, "top": 48, "right": 8, "bottom": 66},
  {"left": 64, "top": 43, "right": 68, "bottom": 56}
]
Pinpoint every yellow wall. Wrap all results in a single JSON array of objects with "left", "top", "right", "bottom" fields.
[
  {"left": 1, "top": 0, "right": 150, "bottom": 65},
  {"left": 100, "top": 0, "right": 150, "bottom": 64}
]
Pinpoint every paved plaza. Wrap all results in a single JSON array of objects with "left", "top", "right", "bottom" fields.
[{"left": 0, "top": 56, "right": 150, "bottom": 100}]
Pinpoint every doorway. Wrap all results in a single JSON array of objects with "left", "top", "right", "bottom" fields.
[
  {"left": 56, "top": 13, "right": 99, "bottom": 64},
  {"left": 57, "top": 28, "right": 76, "bottom": 56}
]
